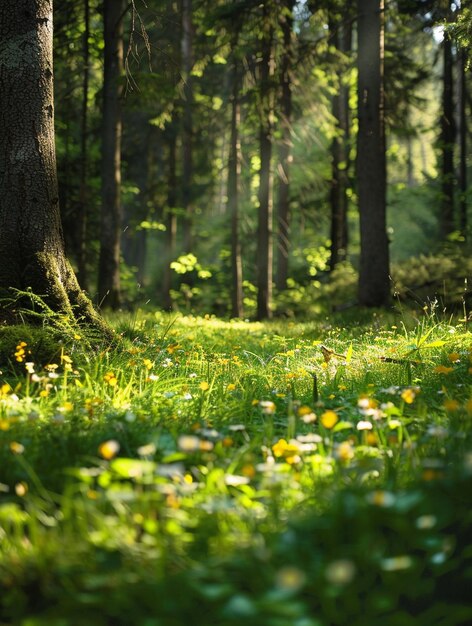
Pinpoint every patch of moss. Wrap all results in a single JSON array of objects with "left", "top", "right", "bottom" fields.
[{"left": 0, "top": 325, "right": 68, "bottom": 373}]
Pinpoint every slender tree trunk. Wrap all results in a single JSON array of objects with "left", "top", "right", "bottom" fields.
[
  {"left": 181, "top": 0, "right": 194, "bottom": 253},
  {"left": 162, "top": 130, "right": 178, "bottom": 310},
  {"left": 329, "top": 12, "right": 351, "bottom": 272},
  {"left": 406, "top": 130, "right": 414, "bottom": 187},
  {"left": 0, "top": 0, "right": 109, "bottom": 335},
  {"left": 228, "top": 51, "right": 244, "bottom": 318},
  {"left": 257, "top": 1, "right": 275, "bottom": 320},
  {"left": 458, "top": 49, "right": 467, "bottom": 241},
  {"left": 98, "top": 0, "right": 124, "bottom": 309},
  {"left": 357, "top": 0, "right": 390, "bottom": 307},
  {"left": 77, "top": 0, "right": 90, "bottom": 290},
  {"left": 122, "top": 116, "right": 151, "bottom": 285},
  {"left": 275, "top": 0, "right": 295, "bottom": 291},
  {"left": 440, "top": 31, "right": 455, "bottom": 237}
]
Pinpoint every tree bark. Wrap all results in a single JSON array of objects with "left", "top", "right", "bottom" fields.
[
  {"left": 228, "top": 49, "right": 244, "bottom": 319},
  {"left": 162, "top": 129, "right": 178, "bottom": 310},
  {"left": 77, "top": 0, "right": 90, "bottom": 290},
  {"left": 98, "top": 0, "right": 124, "bottom": 309},
  {"left": 275, "top": 0, "right": 295, "bottom": 291},
  {"left": 357, "top": 0, "right": 390, "bottom": 307},
  {"left": 329, "top": 10, "right": 351, "bottom": 272},
  {"left": 440, "top": 31, "right": 455, "bottom": 237},
  {"left": 459, "top": 48, "right": 466, "bottom": 240},
  {"left": 256, "top": 1, "right": 275, "bottom": 320},
  {"left": 0, "top": 0, "right": 109, "bottom": 335},
  {"left": 181, "top": 0, "right": 194, "bottom": 253}
]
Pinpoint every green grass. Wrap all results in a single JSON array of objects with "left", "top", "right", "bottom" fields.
[{"left": 0, "top": 306, "right": 471, "bottom": 625}]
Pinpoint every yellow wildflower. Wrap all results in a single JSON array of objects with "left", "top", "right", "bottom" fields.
[
  {"left": 199, "top": 381, "right": 210, "bottom": 391},
  {"left": 297, "top": 405, "right": 313, "bottom": 417},
  {"left": 14, "top": 342, "right": 26, "bottom": 362},
  {"left": 321, "top": 410, "right": 339, "bottom": 429},
  {"left": 104, "top": 372, "right": 118, "bottom": 386},
  {"left": 401, "top": 388, "right": 416, "bottom": 404},
  {"left": 272, "top": 439, "right": 300, "bottom": 463},
  {"left": 98, "top": 439, "right": 120, "bottom": 460},
  {"left": 272, "top": 438, "right": 289, "bottom": 457}
]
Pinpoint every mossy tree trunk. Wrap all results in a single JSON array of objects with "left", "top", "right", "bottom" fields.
[{"left": 0, "top": 0, "right": 109, "bottom": 335}]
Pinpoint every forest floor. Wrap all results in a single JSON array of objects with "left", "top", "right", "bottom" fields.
[{"left": 0, "top": 306, "right": 471, "bottom": 625}]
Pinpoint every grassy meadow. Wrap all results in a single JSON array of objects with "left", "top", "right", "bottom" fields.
[{"left": 0, "top": 306, "right": 471, "bottom": 625}]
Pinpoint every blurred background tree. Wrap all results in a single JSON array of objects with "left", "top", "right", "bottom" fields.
[{"left": 47, "top": 0, "right": 471, "bottom": 318}]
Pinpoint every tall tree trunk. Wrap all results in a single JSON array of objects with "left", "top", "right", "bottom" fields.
[
  {"left": 458, "top": 48, "right": 467, "bottom": 241},
  {"left": 357, "top": 0, "right": 390, "bottom": 307},
  {"left": 275, "top": 0, "right": 295, "bottom": 291},
  {"left": 162, "top": 129, "right": 178, "bottom": 310},
  {"left": 228, "top": 50, "right": 244, "bottom": 319},
  {"left": 181, "top": 0, "right": 194, "bottom": 253},
  {"left": 77, "top": 0, "right": 90, "bottom": 291},
  {"left": 98, "top": 0, "right": 124, "bottom": 309},
  {"left": 256, "top": 1, "right": 275, "bottom": 320},
  {"left": 329, "top": 11, "right": 351, "bottom": 272},
  {"left": 0, "top": 0, "right": 108, "bottom": 335},
  {"left": 440, "top": 31, "right": 455, "bottom": 237},
  {"left": 122, "top": 114, "right": 154, "bottom": 285}
]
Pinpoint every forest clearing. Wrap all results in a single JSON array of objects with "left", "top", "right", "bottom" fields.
[{"left": 1, "top": 308, "right": 472, "bottom": 624}]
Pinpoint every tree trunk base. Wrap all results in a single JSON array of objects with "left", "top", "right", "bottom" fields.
[{"left": 0, "top": 252, "right": 115, "bottom": 343}]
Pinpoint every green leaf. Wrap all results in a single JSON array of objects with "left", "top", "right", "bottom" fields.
[
  {"left": 346, "top": 343, "right": 353, "bottom": 364},
  {"left": 332, "top": 421, "right": 354, "bottom": 432},
  {"left": 423, "top": 340, "right": 447, "bottom": 348}
]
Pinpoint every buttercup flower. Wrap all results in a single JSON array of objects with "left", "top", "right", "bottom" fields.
[{"left": 321, "top": 410, "right": 338, "bottom": 429}]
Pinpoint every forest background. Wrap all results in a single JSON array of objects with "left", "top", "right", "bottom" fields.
[{"left": 53, "top": 0, "right": 472, "bottom": 320}]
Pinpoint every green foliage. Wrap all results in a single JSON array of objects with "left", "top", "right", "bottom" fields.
[{"left": 0, "top": 310, "right": 472, "bottom": 624}]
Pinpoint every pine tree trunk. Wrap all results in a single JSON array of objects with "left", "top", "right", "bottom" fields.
[
  {"left": 228, "top": 52, "right": 244, "bottom": 319},
  {"left": 275, "top": 0, "right": 295, "bottom": 291},
  {"left": 162, "top": 130, "right": 178, "bottom": 310},
  {"left": 357, "top": 0, "right": 390, "bottom": 307},
  {"left": 0, "top": 0, "right": 109, "bottom": 336},
  {"left": 458, "top": 49, "right": 467, "bottom": 240},
  {"left": 98, "top": 0, "right": 124, "bottom": 309},
  {"left": 440, "top": 32, "right": 455, "bottom": 237},
  {"left": 329, "top": 12, "right": 351, "bottom": 272},
  {"left": 181, "top": 0, "right": 194, "bottom": 253},
  {"left": 77, "top": 0, "right": 90, "bottom": 291},
  {"left": 256, "top": 2, "right": 275, "bottom": 320}
]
